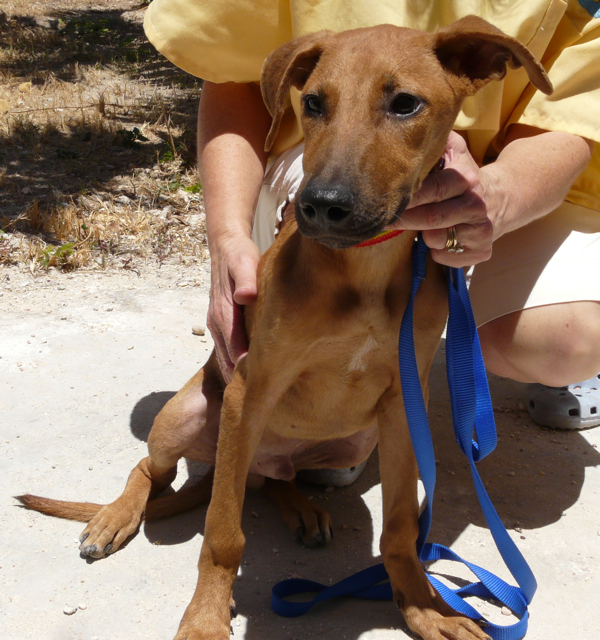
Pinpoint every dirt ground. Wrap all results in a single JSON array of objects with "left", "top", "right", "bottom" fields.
[
  {"left": 1, "top": 261, "right": 599, "bottom": 640},
  {"left": 2, "top": 2, "right": 600, "bottom": 640}
]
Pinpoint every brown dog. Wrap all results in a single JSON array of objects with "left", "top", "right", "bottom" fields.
[{"left": 19, "top": 17, "right": 551, "bottom": 640}]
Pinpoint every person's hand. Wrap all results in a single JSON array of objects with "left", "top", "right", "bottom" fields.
[
  {"left": 207, "top": 234, "right": 260, "bottom": 383},
  {"left": 391, "top": 131, "right": 497, "bottom": 267}
]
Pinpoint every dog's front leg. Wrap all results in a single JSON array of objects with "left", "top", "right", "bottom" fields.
[
  {"left": 377, "top": 387, "right": 490, "bottom": 640},
  {"left": 173, "top": 366, "right": 273, "bottom": 640}
]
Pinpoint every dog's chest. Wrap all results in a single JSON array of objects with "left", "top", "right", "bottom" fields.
[
  {"left": 347, "top": 333, "right": 379, "bottom": 373},
  {"left": 269, "top": 327, "right": 397, "bottom": 440}
]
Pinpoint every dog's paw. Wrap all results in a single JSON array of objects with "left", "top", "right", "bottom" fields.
[
  {"left": 266, "top": 479, "right": 334, "bottom": 546},
  {"left": 173, "top": 632, "right": 228, "bottom": 640},
  {"left": 78, "top": 502, "right": 142, "bottom": 559},
  {"left": 403, "top": 609, "right": 491, "bottom": 640},
  {"left": 289, "top": 502, "right": 333, "bottom": 547},
  {"left": 173, "top": 614, "right": 230, "bottom": 640}
]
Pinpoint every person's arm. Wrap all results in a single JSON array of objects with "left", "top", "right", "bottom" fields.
[
  {"left": 198, "top": 81, "right": 272, "bottom": 381},
  {"left": 482, "top": 124, "right": 594, "bottom": 236},
  {"left": 394, "top": 125, "right": 594, "bottom": 266}
]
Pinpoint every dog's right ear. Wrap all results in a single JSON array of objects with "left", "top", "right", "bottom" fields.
[
  {"left": 434, "top": 16, "right": 552, "bottom": 97},
  {"left": 261, "top": 31, "right": 331, "bottom": 152}
]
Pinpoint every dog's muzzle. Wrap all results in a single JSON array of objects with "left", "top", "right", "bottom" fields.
[{"left": 297, "top": 182, "right": 354, "bottom": 230}]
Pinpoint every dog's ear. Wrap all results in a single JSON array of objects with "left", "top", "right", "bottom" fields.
[
  {"left": 261, "top": 31, "right": 332, "bottom": 152},
  {"left": 434, "top": 15, "right": 552, "bottom": 96}
]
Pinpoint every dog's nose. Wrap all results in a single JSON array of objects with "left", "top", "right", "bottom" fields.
[{"left": 298, "top": 183, "right": 354, "bottom": 228}]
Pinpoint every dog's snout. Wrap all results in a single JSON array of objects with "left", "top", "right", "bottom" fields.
[{"left": 299, "top": 183, "right": 354, "bottom": 228}]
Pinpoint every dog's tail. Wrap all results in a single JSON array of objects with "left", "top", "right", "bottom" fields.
[
  {"left": 15, "top": 475, "right": 213, "bottom": 523},
  {"left": 15, "top": 494, "right": 102, "bottom": 521},
  {"left": 145, "top": 478, "right": 213, "bottom": 520}
]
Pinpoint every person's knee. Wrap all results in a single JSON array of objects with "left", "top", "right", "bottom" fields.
[{"left": 479, "top": 302, "right": 600, "bottom": 386}]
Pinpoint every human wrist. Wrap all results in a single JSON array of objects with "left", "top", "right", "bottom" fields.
[
  {"left": 208, "top": 226, "right": 252, "bottom": 262},
  {"left": 478, "top": 163, "right": 514, "bottom": 241}
]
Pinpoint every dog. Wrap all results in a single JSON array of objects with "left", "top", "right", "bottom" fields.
[{"left": 19, "top": 17, "right": 551, "bottom": 640}]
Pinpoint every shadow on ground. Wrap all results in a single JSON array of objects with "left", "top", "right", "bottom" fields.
[
  {"left": 1, "top": 8, "right": 197, "bottom": 89},
  {"left": 130, "top": 390, "right": 176, "bottom": 442},
  {"left": 1, "top": 7, "right": 201, "bottom": 224},
  {"left": 123, "top": 344, "right": 600, "bottom": 639}
]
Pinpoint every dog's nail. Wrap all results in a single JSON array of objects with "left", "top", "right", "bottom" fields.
[
  {"left": 295, "top": 526, "right": 304, "bottom": 542},
  {"left": 314, "top": 532, "right": 324, "bottom": 545},
  {"left": 80, "top": 544, "right": 97, "bottom": 557},
  {"left": 319, "top": 527, "right": 332, "bottom": 544},
  {"left": 103, "top": 543, "right": 113, "bottom": 554},
  {"left": 395, "top": 595, "right": 404, "bottom": 609},
  {"left": 79, "top": 533, "right": 89, "bottom": 543}
]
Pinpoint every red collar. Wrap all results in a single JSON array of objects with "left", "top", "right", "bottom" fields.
[{"left": 353, "top": 229, "right": 404, "bottom": 248}]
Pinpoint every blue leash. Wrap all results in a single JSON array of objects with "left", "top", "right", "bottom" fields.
[{"left": 271, "top": 236, "right": 536, "bottom": 639}]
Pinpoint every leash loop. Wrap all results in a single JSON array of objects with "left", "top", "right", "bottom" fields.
[{"left": 272, "top": 236, "right": 535, "bottom": 640}]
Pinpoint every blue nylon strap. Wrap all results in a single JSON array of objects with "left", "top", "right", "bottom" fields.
[
  {"left": 271, "top": 236, "right": 535, "bottom": 639},
  {"left": 443, "top": 250, "right": 537, "bottom": 605}
]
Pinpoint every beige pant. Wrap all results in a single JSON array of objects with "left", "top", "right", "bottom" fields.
[{"left": 252, "top": 144, "right": 600, "bottom": 327}]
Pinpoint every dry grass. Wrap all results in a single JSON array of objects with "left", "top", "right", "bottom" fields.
[{"left": 0, "top": 1, "right": 209, "bottom": 272}]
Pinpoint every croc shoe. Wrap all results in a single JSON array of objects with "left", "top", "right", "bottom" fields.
[
  {"left": 526, "top": 374, "right": 600, "bottom": 430},
  {"left": 296, "top": 460, "right": 368, "bottom": 487}
]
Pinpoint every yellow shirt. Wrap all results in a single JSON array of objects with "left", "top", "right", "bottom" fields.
[{"left": 144, "top": 0, "right": 600, "bottom": 212}]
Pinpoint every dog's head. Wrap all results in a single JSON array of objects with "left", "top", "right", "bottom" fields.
[{"left": 261, "top": 17, "right": 551, "bottom": 248}]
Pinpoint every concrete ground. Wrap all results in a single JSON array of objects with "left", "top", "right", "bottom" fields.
[{"left": 1, "top": 265, "right": 599, "bottom": 640}]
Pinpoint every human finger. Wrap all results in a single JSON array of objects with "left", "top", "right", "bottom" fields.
[
  {"left": 226, "top": 283, "right": 250, "bottom": 367},
  {"left": 402, "top": 164, "right": 480, "bottom": 220},
  {"left": 422, "top": 219, "right": 493, "bottom": 267},
  {"left": 230, "top": 243, "right": 260, "bottom": 305},
  {"left": 210, "top": 321, "right": 235, "bottom": 384}
]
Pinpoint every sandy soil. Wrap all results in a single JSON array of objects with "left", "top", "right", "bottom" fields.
[{"left": 1, "top": 263, "right": 599, "bottom": 640}]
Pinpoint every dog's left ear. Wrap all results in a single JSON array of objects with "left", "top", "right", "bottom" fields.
[
  {"left": 261, "top": 31, "right": 332, "bottom": 152},
  {"left": 434, "top": 15, "right": 552, "bottom": 96}
]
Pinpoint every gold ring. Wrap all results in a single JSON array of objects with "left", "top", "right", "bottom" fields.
[{"left": 444, "top": 226, "right": 464, "bottom": 254}]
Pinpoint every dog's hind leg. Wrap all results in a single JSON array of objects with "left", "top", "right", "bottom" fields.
[
  {"left": 76, "top": 455, "right": 179, "bottom": 558},
  {"left": 19, "top": 447, "right": 185, "bottom": 560},
  {"left": 17, "top": 450, "right": 181, "bottom": 560},
  {"left": 20, "top": 353, "right": 225, "bottom": 560},
  {"left": 265, "top": 478, "right": 333, "bottom": 546},
  {"left": 78, "top": 355, "right": 225, "bottom": 559}
]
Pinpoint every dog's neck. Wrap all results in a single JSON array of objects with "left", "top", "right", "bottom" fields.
[{"left": 289, "top": 226, "right": 418, "bottom": 295}]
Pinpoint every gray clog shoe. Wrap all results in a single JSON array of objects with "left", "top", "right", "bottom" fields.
[
  {"left": 296, "top": 460, "right": 369, "bottom": 487},
  {"left": 526, "top": 374, "right": 600, "bottom": 429}
]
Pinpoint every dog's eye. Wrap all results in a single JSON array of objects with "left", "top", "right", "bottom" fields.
[
  {"left": 389, "top": 93, "right": 421, "bottom": 117},
  {"left": 303, "top": 94, "right": 323, "bottom": 117}
]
